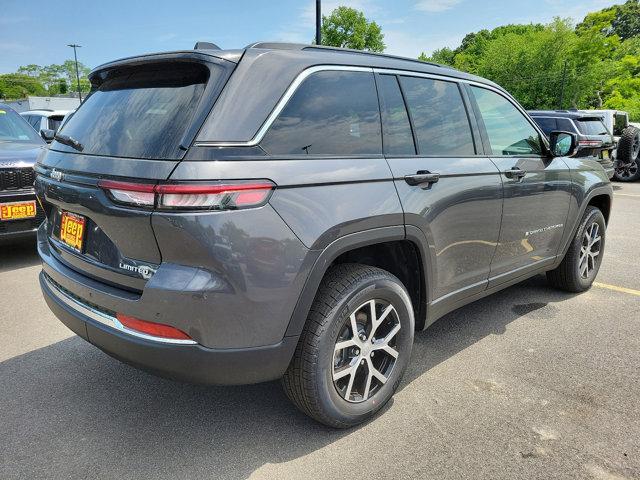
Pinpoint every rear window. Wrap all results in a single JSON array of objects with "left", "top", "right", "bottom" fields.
[
  {"left": 576, "top": 119, "right": 609, "bottom": 136},
  {"left": 57, "top": 62, "right": 214, "bottom": 159}
]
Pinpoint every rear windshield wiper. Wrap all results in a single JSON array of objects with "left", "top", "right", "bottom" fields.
[{"left": 54, "top": 133, "right": 84, "bottom": 152}]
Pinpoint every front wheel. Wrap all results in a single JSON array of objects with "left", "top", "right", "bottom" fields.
[
  {"left": 547, "top": 206, "right": 606, "bottom": 292},
  {"left": 282, "top": 264, "right": 414, "bottom": 428}
]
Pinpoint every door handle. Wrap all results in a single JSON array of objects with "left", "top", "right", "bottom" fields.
[
  {"left": 504, "top": 167, "right": 527, "bottom": 180},
  {"left": 404, "top": 171, "right": 440, "bottom": 187}
]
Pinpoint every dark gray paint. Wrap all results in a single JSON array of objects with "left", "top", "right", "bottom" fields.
[
  {"left": 387, "top": 157, "right": 503, "bottom": 301},
  {"left": 35, "top": 44, "right": 614, "bottom": 383}
]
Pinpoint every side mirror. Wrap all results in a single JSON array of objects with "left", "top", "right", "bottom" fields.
[
  {"left": 40, "top": 129, "right": 55, "bottom": 143},
  {"left": 549, "top": 131, "right": 577, "bottom": 157}
]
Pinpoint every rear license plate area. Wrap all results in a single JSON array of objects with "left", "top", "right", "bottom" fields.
[
  {"left": 59, "top": 211, "right": 86, "bottom": 252},
  {"left": 0, "top": 200, "right": 36, "bottom": 221}
]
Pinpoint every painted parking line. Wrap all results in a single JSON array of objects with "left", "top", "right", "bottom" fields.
[
  {"left": 594, "top": 282, "right": 640, "bottom": 297},
  {"left": 614, "top": 193, "right": 640, "bottom": 198}
]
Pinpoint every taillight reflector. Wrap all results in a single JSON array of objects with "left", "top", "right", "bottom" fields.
[{"left": 116, "top": 313, "right": 192, "bottom": 340}]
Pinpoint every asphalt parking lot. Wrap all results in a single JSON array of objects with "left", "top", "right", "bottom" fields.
[{"left": 1, "top": 182, "right": 639, "bottom": 480}]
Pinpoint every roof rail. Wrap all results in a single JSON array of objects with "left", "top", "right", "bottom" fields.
[
  {"left": 303, "top": 45, "right": 444, "bottom": 69},
  {"left": 245, "top": 42, "right": 307, "bottom": 50},
  {"left": 242, "top": 41, "right": 446, "bottom": 69},
  {"left": 194, "top": 41, "right": 221, "bottom": 50}
]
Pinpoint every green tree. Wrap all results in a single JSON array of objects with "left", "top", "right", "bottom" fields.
[
  {"left": 60, "top": 60, "right": 91, "bottom": 93},
  {"left": 0, "top": 73, "right": 47, "bottom": 100},
  {"left": 320, "top": 6, "right": 385, "bottom": 52},
  {"left": 611, "top": 0, "right": 640, "bottom": 40},
  {"left": 419, "top": 47, "right": 455, "bottom": 66},
  {"left": 17, "top": 64, "right": 42, "bottom": 78}
]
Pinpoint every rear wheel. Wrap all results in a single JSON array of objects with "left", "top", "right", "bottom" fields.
[
  {"left": 282, "top": 264, "right": 414, "bottom": 428},
  {"left": 547, "top": 206, "right": 606, "bottom": 292},
  {"left": 614, "top": 126, "right": 640, "bottom": 182}
]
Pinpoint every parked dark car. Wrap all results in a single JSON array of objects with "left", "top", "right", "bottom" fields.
[
  {"left": 35, "top": 43, "right": 612, "bottom": 428},
  {"left": 0, "top": 103, "right": 47, "bottom": 241},
  {"left": 528, "top": 110, "right": 616, "bottom": 178}
]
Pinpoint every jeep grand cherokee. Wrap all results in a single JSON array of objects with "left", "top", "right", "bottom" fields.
[{"left": 35, "top": 42, "right": 612, "bottom": 427}]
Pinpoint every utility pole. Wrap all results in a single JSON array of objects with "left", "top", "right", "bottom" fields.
[
  {"left": 67, "top": 44, "right": 83, "bottom": 103},
  {"left": 315, "top": 0, "right": 322, "bottom": 45},
  {"left": 558, "top": 60, "right": 568, "bottom": 110}
]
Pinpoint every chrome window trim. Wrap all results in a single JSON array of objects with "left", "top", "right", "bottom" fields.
[
  {"left": 195, "top": 65, "right": 373, "bottom": 148},
  {"left": 43, "top": 274, "right": 197, "bottom": 345},
  {"left": 194, "top": 64, "right": 549, "bottom": 150}
]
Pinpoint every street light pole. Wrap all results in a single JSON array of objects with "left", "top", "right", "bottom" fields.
[
  {"left": 67, "top": 44, "right": 83, "bottom": 103},
  {"left": 315, "top": 0, "right": 321, "bottom": 46}
]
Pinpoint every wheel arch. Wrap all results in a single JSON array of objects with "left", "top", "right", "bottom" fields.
[
  {"left": 284, "top": 226, "right": 431, "bottom": 337},
  {"left": 558, "top": 185, "right": 613, "bottom": 261}
]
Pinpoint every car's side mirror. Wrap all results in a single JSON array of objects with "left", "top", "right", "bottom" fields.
[
  {"left": 549, "top": 131, "right": 577, "bottom": 157},
  {"left": 40, "top": 129, "right": 55, "bottom": 143}
]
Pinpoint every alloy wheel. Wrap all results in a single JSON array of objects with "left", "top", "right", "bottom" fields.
[
  {"left": 332, "top": 299, "right": 401, "bottom": 403},
  {"left": 579, "top": 222, "right": 602, "bottom": 279}
]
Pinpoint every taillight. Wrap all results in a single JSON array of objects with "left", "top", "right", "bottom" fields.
[
  {"left": 579, "top": 140, "right": 602, "bottom": 147},
  {"left": 98, "top": 180, "right": 275, "bottom": 210},
  {"left": 156, "top": 182, "right": 273, "bottom": 209},
  {"left": 116, "top": 313, "right": 192, "bottom": 340},
  {"left": 98, "top": 180, "right": 156, "bottom": 207}
]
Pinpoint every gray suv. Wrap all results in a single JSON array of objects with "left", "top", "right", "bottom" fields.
[{"left": 35, "top": 43, "right": 612, "bottom": 428}]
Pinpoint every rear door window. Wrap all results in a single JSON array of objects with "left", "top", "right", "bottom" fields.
[
  {"left": 260, "top": 70, "right": 382, "bottom": 156},
  {"left": 57, "top": 62, "right": 217, "bottom": 159},
  {"left": 376, "top": 74, "right": 415, "bottom": 156},
  {"left": 399, "top": 76, "right": 475, "bottom": 156}
]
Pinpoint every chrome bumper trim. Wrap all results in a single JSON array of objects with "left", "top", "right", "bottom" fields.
[{"left": 43, "top": 274, "right": 197, "bottom": 345}]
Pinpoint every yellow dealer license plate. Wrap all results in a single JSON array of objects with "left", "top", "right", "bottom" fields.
[
  {"left": 0, "top": 200, "right": 36, "bottom": 221},
  {"left": 60, "top": 211, "right": 86, "bottom": 252}
]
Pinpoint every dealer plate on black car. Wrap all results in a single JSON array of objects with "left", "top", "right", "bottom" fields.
[
  {"left": 60, "top": 211, "right": 86, "bottom": 252},
  {"left": 0, "top": 200, "right": 36, "bottom": 221}
]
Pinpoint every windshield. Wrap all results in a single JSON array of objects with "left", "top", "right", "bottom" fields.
[
  {"left": 56, "top": 62, "right": 215, "bottom": 159},
  {"left": 0, "top": 107, "right": 43, "bottom": 143},
  {"left": 576, "top": 119, "right": 609, "bottom": 136}
]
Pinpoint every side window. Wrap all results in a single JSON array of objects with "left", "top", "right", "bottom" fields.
[
  {"left": 532, "top": 117, "right": 557, "bottom": 137},
  {"left": 556, "top": 118, "right": 576, "bottom": 133},
  {"left": 376, "top": 74, "right": 415, "bottom": 155},
  {"left": 471, "top": 86, "right": 543, "bottom": 156},
  {"left": 261, "top": 70, "right": 381, "bottom": 156},
  {"left": 26, "top": 116, "right": 40, "bottom": 130},
  {"left": 399, "top": 76, "right": 475, "bottom": 156}
]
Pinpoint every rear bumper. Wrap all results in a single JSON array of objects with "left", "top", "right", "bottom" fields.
[{"left": 40, "top": 271, "right": 298, "bottom": 385}]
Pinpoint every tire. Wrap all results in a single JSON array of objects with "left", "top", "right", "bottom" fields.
[
  {"left": 282, "top": 263, "right": 414, "bottom": 428},
  {"left": 547, "top": 206, "right": 606, "bottom": 292},
  {"left": 614, "top": 126, "right": 640, "bottom": 182}
]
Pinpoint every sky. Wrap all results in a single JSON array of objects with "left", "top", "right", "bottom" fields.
[{"left": 0, "top": 0, "right": 621, "bottom": 73}]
